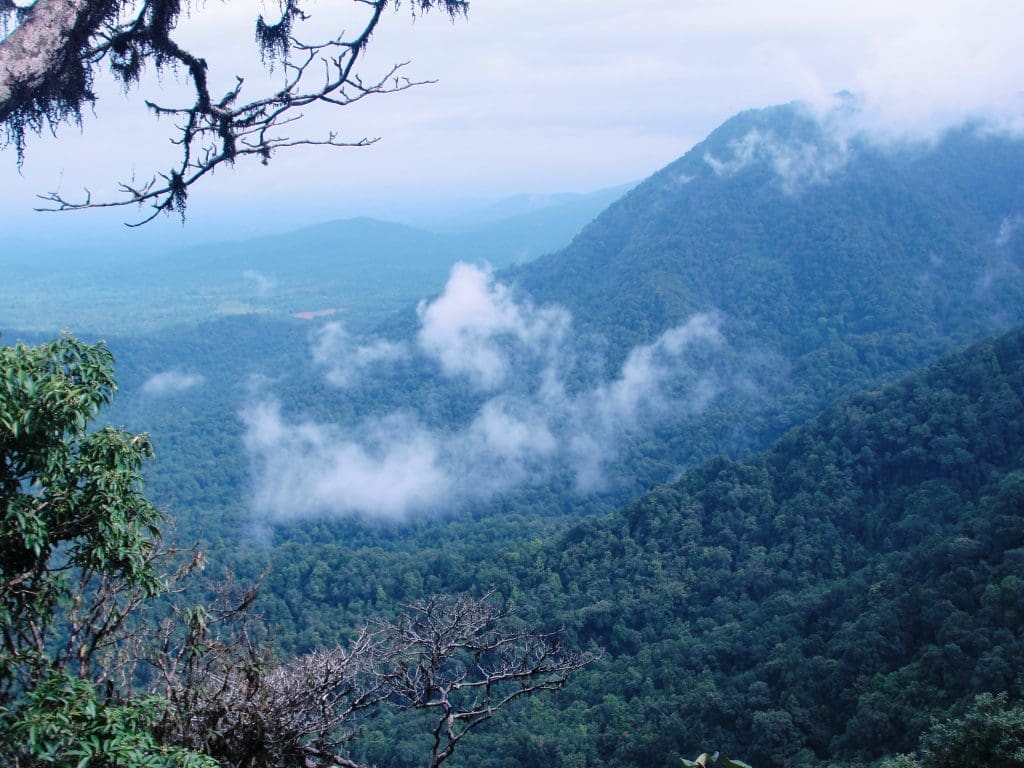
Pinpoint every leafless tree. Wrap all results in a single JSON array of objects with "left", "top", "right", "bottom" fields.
[
  {"left": 0, "top": 0, "right": 467, "bottom": 224},
  {"left": 142, "top": 590, "right": 593, "bottom": 768}
]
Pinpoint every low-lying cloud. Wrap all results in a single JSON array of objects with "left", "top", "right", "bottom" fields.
[
  {"left": 416, "top": 262, "right": 570, "bottom": 390},
  {"left": 243, "top": 269, "right": 275, "bottom": 296},
  {"left": 141, "top": 370, "right": 205, "bottom": 396},
  {"left": 244, "top": 264, "right": 725, "bottom": 520},
  {"left": 705, "top": 126, "right": 851, "bottom": 195},
  {"left": 704, "top": 94, "right": 1024, "bottom": 196},
  {"left": 312, "top": 322, "right": 408, "bottom": 388}
]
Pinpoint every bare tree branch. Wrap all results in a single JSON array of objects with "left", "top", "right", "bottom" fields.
[
  {"left": 0, "top": 0, "right": 468, "bottom": 225},
  {"left": 142, "top": 590, "right": 594, "bottom": 768}
]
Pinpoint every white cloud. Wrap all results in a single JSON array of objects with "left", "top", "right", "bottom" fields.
[
  {"left": 243, "top": 403, "right": 451, "bottom": 520},
  {"left": 563, "top": 315, "right": 723, "bottom": 490},
  {"left": 848, "top": 0, "right": 1024, "bottom": 141},
  {"left": 312, "top": 322, "right": 409, "bottom": 387},
  {"left": 243, "top": 263, "right": 726, "bottom": 520},
  {"left": 416, "top": 263, "right": 570, "bottom": 389},
  {"left": 141, "top": 370, "right": 204, "bottom": 396},
  {"left": 705, "top": 130, "right": 765, "bottom": 178},
  {"left": 704, "top": 119, "right": 852, "bottom": 194},
  {"left": 997, "top": 214, "right": 1023, "bottom": 248},
  {"left": 243, "top": 269, "right": 275, "bottom": 296}
]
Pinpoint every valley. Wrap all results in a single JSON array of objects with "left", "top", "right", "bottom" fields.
[{"left": 4, "top": 101, "right": 1024, "bottom": 767}]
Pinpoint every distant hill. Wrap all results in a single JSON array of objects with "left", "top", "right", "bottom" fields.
[
  {"left": 0, "top": 186, "right": 623, "bottom": 335},
  {"left": 431, "top": 324, "right": 1024, "bottom": 768}
]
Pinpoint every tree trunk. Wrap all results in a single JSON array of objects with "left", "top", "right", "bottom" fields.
[{"left": 0, "top": 0, "right": 109, "bottom": 121}]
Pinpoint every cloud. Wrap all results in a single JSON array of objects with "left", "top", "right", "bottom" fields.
[
  {"left": 704, "top": 130, "right": 766, "bottom": 178},
  {"left": 243, "top": 269, "right": 275, "bottom": 296},
  {"left": 997, "top": 214, "right": 1024, "bottom": 248},
  {"left": 563, "top": 316, "right": 723, "bottom": 489},
  {"left": 141, "top": 370, "right": 204, "bottom": 396},
  {"left": 846, "top": 1, "right": 1024, "bottom": 141},
  {"left": 312, "top": 322, "right": 409, "bottom": 388},
  {"left": 416, "top": 263, "right": 570, "bottom": 390},
  {"left": 243, "top": 265, "right": 726, "bottom": 520},
  {"left": 701, "top": 86, "right": 1024, "bottom": 196},
  {"left": 243, "top": 403, "right": 451, "bottom": 519},
  {"left": 704, "top": 118, "right": 852, "bottom": 195}
]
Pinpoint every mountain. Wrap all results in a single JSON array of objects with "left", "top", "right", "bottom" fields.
[
  {"left": 415, "top": 324, "right": 1024, "bottom": 768},
  {"left": 515, "top": 103, "right": 1024, "bottom": 346},
  {"left": 426, "top": 184, "right": 636, "bottom": 231},
  {"left": 236, "top": 106, "right": 1024, "bottom": 766},
  {"left": 74, "top": 103, "right": 1024, "bottom": 586},
  {"left": 509, "top": 102, "right": 1024, "bottom": 442}
]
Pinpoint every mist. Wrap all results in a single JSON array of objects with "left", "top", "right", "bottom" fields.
[
  {"left": 703, "top": 95, "right": 1024, "bottom": 196},
  {"left": 141, "top": 371, "right": 205, "bottom": 397},
  {"left": 243, "top": 264, "right": 725, "bottom": 520}
]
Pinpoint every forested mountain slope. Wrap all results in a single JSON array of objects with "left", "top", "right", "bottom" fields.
[
  {"left": 451, "top": 324, "right": 1024, "bottom": 768},
  {"left": 510, "top": 102, "right": 1024, "bottom": 439}
]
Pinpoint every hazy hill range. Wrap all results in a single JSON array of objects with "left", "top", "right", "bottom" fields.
[
  {"left": 45, "top": 101, "right": 1023, "bottom": 584},
  {"left": 0, "top": 185, "right": 623, "bottom": 335}
]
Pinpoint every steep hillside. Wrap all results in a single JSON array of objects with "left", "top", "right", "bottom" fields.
[
  {"left": 511, "top": 102, "right": 1024, "bottom": 438},
  {"left": 451, "top": 325, "right": 1024, "bottom": 768}
]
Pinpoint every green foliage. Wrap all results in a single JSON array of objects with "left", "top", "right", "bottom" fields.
[
  {"left": 1, "top": 671, "right": 216, "bottom": 768},
  {"left": 0, "top": 335, "right": 210, "bottom": 767},
  {"left": 1, "top": 337, "right": 163, "bottom": 676},
  {"left": 422, "top": 328, "right": 1024, "bottom": 768},
  {"left": 917, "top": 694, "right": 1024, "bottom": 768},
  {"left": 878, "top": 694, "right": 1024, "bottom": 768}
]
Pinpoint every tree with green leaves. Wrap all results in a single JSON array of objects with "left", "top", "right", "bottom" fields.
[
  {"left": 879, "top": 694, "right": 1024, "bottom": 768},
  {"left": 0, "top": 335, "right": 212, "bottom": 765}
]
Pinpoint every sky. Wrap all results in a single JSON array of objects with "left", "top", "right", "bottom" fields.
[{"left": 2, "top": 0, "right": 1023, "bottom": 244}]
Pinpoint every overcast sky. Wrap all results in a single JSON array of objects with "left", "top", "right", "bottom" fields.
[{"left": 2, "top": 0, "right": 1023, "bottom": 244}]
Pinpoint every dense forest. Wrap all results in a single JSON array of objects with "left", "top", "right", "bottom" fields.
[
  {"left": 476, "top": 326, "right": 1024, "bottom": 766},
  {"left": 243, "top": 323, "right": 1024, "bottom": 767}
]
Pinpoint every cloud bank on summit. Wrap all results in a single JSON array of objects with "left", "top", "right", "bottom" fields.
[
  {"left": 243, "top": 263, "right": 724, "bottom": 520},
  {"left": 702, "top": 94, "right": 1024, "bottom": 198}
]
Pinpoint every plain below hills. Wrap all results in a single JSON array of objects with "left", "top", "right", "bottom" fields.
[{"left": 0, "top": 184, "right": 627, "bottom": 336}]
